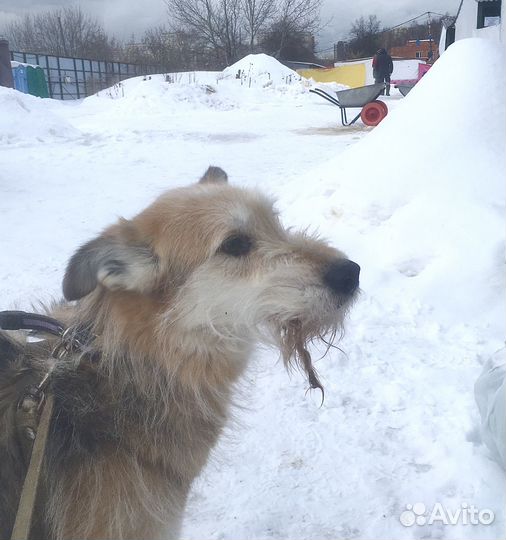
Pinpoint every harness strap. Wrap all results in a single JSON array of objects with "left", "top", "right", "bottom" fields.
[
  {"left": 10, "top": 394, "right": 54, "bottom": 540},
  {"left": 1, "top": 311, "right": 70, "bottom": 540},
  {"left": 2, "top": 311, "right": 91, "bottom": 539}
]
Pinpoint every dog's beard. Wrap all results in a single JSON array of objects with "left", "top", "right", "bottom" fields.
[
  {"left": 164, "top": 276, "right": 352, "bottom": 399},
  {"left": 277, "top": 317, "right": 343, "bottom": 403}
]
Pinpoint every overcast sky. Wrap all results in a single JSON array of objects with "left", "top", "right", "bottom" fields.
[{"left": 0, "top": 0, "right": 459, "bottom": 50}]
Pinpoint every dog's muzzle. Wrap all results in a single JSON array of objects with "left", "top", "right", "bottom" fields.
[{"left": 323, "top": 259, "right": 360, "bottom": 296}]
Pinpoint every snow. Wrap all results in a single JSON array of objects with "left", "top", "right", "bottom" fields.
[
  {"left": 11, "top": 60, "right": 39, "bottom": 68},
  {"left": 221, "top": 53, "right": 302, "bottom": 86},
  {"left": 0, "top": 86, "right": 79, "bottom": 144},
  {"left": 0, "top": 40, "right": 504, "bottom": 539}
]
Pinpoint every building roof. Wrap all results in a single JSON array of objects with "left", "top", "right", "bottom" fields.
[{"left": 282, "top": 60, "right": 326, "bottom": 69}]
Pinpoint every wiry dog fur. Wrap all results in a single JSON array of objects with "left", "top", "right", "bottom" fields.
[{"left": 0, "top": 168, "right": 360, "bottom": 540}]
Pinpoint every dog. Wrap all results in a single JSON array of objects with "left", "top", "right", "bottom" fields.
[{"left": 0, "top": 167, "right": 360, "bottom": 540}]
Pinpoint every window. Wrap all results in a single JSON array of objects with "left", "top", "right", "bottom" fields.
[
  {"left": 477, "top": 0, "right": 502, "bottom": 29},
  {"left": 415, "top": 51, "right": 422, "bottom": 58},
  {"left": 445, "top": 25, "right": 456, "bottom": 48}
]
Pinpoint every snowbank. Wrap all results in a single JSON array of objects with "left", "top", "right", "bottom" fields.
[
  {"left": 0, "top": 87, "right": 80, "bottom": 144},
  {"left": 87, "top": 56, "right": 306, "bottom": 118},
  {"left": 90, "top": 72, "right": 236, "bottom": 111},
  {"left": 280, "top": 38, "right": 505, "bottom": 334},
  {"left": 92, "top": 54, "right": 301, "bottom": 104},
  {"left": 221, "top": 53, "right": 301, "bottom": 86}
]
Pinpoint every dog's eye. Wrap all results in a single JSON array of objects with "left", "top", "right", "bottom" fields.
[{"left": 219, "top": 234, "right": 253, "bottom": 257}]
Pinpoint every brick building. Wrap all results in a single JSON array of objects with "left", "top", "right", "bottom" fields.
[{"left": 390, "top": 39, "right": 439, "bottom": 62}]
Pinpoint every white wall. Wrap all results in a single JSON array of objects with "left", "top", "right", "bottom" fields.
[
  {"left": 501, "top": 0, "right": 505, "bottom": 41},
  {"left": 476, "top": 23, "right": 502, "bottom": 40},
  {"left": 455, "top": 0, "right": 503, "bottom": 42},
  {"left": 334, "top": 58, "right": 424, "bottom": 85},
  {"left": 391, "top": 59, "right": 425, "bottom": 81},
  {"left": 455, "top": 0, "right": 478, "bottom": 41},
  {"left": 439, "top": 25, "right": 447, "bottom": 53}
]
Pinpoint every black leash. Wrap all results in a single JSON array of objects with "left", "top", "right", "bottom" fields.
[{"left": 0, "top": 310, "right": 65, "bottom": 337}]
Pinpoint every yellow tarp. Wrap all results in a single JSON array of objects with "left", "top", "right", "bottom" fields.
[{"left": 298, "top": 64, "right": 366, "bottom": 88}]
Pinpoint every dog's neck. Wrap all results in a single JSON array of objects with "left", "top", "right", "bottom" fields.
[
  {"left": 47, "top": 290, "right": 252, "bottom": 515},
  {"left": 61, "top": 289, "right": 251, "bottom": 403}
]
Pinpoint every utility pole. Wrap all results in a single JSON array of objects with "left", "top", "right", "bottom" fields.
[
  {"left": 57, "top": 16, "right": 69, "bottom": 56},
  {"left": 427, "top": 12, "right": 433, "bottom": 62}
]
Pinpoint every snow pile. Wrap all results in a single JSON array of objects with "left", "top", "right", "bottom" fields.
[
  {"left": 0, "top": 87, "right": 80, "bottom": 144},
  {"left": 79, "top": 54, "right": 312, "bottom": 125},
  {"left": 11, "top": 60, "right": 39, "bottom": 68},
  {"left": 88, "top": 61, "right": 306, "bottom": 119},
  {"left": 281, "top": 37, "right": 505, "bottom": 332},
  {"left": 91, "top": 73, "right": 236, "bottom": 112},
  {"left": 94, "top": 72, "right": 221, "bottom": 101},
  {"left": 309, "top": 80, "right": 350, "bottom": 93},
  {"left": 221, "top": 53, "right": 301, "bottom": 86}
]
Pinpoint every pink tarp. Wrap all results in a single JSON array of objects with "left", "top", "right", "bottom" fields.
[{"left": 418, "top": 63, "right": 431, "bottom": 78}]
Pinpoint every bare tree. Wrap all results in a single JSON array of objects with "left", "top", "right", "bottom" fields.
[
  {"left": 348, "top": 15, "right": 381, "bottom": 58},
  {"left": 262, "top": 0, "right": 321, "bottom": 59},
  {"left": 166, "top": 0, "right": 321, "bottom": 65},
  {"left": 165, "top": 0, "right": 243, "bottom": 65},
  {"left": 125, "top": 26, "right": 208, "bottom": 70},
  {"left": 6, "top": 6, "right": 116, "bottom": 59},
  {"left": 220, "top": 0, "right": 243, "bottom": 63},
  {"left": 242, "top": 0, "right": 275, "bottom": 51}
]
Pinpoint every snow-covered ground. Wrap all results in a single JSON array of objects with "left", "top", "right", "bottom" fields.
[{"left": 1, "top": 41, "right": 504, "bottom": 539}]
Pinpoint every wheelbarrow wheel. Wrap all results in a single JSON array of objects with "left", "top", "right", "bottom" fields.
[
  {"left": 361, "top": 101, "right": 385, "bottom": 126},
  {"left": 372, "top": 100, "right": 388, "bottom": 116}
]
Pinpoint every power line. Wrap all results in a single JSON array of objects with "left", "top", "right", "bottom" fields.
[
  {"left": 315, "top": 11, "right": 451, "bottom": 54},
  {"left": 315, "top": 44, "right": 335, "bottom": 53},
  {"left": 381, "top": 11, "right": 447, "bottom": 33}
]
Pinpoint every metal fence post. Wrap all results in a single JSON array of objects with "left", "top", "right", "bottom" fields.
[
  {"left": 73, "top": 57, "right": 80, "bottom": 98},
  {"left": 44, "top": 55, "right": 53, "bottom": 98},
  {"left": 56, "top": 56, "right": 63, "bottom": 99}
]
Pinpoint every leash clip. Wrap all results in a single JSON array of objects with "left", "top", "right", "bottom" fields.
[{"left": 51, "top": 327, "right": 83, "bottom": 359}]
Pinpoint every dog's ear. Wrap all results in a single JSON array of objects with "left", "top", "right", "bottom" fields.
[
  {"left": 63, "top": 224, "right": 158, "bottom": 301},
  {"left": 199, "top": 166, "right": 228, "bottom": 184}
]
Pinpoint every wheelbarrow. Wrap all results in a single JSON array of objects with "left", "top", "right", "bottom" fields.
[
  {"left": 395, "top": 83, "right": 415, "bottom": 96},
  {"left": 309, "top": 83, "right": 388, "bottom": 126}
]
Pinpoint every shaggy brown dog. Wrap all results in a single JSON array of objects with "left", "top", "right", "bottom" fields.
[{"left": 0, "top": 167, "right": 360, "bottom": 540}]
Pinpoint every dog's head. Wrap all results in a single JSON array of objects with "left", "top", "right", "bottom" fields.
[{"left": 63, "top": 167, "right": 359, "bottom": 391}]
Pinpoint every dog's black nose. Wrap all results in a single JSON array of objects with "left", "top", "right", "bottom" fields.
[{"left": 323, "top": 259, "right": 360, "bottom": 295}]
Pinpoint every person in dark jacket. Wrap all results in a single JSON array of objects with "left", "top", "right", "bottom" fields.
[{"left": 372, "top": 48, "right": 393, "bottom": 96}]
